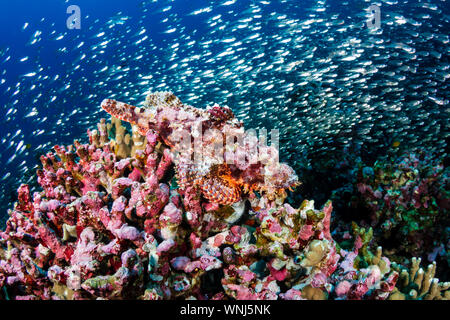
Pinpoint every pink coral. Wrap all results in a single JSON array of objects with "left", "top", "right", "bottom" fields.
[{"left": 0, "top": 91, "right": 428, "bottom": 301}]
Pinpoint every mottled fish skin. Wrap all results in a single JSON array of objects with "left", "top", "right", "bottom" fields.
[
  {"left": 101, "top": 92, "right": 297, "bottom": 205},
  {"left": 101, "top": 94, "right": 244, "bottom": 204},
  {"left": 101, "top": 99, "right": 139, "bottom": 128},
  {"left": 101, "top": 92, "right": 233, "bottom": 145}
]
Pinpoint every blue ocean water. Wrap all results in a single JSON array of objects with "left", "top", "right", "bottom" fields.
[{"left": 0, "top": 0, "right": 448, "bottom": 219}]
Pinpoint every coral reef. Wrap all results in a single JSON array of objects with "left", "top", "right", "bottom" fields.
[
  {"left": 389, "top": 257, "right": 450, "bottom": 300},
  {"left": 343, "top": 152, "right": 449, "bottom": 266},
  {"left": 0, "top": 92, "right": 448, "bottom": 300}
]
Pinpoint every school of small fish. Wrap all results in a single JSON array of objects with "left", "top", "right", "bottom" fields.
[{"left": 0, "top": 0, "right": 448, "bottom": 217}]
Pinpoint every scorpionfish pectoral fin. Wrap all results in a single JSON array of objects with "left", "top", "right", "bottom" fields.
[{"left": 200, "top": 176, "right": 241, "bottom": 205}]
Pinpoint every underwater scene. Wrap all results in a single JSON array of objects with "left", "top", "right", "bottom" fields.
[{"left": 0, "top": 0, "right": 448, "bottom": 300}]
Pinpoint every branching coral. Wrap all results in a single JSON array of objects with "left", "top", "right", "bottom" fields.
[
  {"left": 389, "top": 257, "right": 450, "bottom": 300},
  {"left": 250, "top": 200, "right": 398, "bottom": 300},
  {"left": 0, "top": 117, "right": 178, "bottom": 299}
]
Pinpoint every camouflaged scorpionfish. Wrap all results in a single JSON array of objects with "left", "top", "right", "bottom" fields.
[{"left": 101, "top": 92, "right": 299, "bottom": 206}]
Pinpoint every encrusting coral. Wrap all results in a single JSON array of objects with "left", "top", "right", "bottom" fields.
[{"left": 0, "top": 92, "right": 447, "bottom": 300}]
